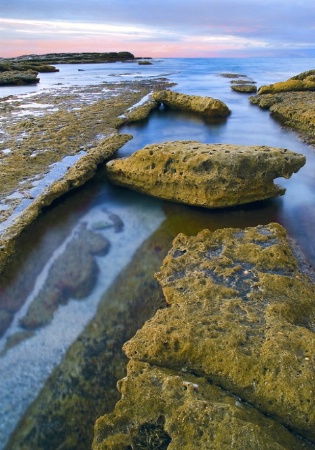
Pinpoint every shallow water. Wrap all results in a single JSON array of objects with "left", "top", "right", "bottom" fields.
[{"left": 1, "top": 57, "right": 315, "bottom": 449}]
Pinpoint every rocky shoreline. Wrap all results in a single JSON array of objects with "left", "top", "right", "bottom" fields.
[
  {"left": 0, "top": 77, "right": 174, "bottom": 275},
  {"left": 1, "top": 64, "right": 315, "bottom": 449},
  {"left": 250, "top": 69, "right": 315, "bottom": 146},
  {"left": 93, "top": 70, "right": 315, "bottom": 449}
]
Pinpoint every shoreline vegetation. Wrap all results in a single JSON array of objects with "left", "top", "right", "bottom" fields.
[{"left": 1, "top": 55, "right": 315, "bottom": 449}]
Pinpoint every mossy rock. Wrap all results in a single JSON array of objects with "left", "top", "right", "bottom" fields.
[
  {"left": 152, "top": 90, "right": 231, "bottom": 118},
  {"left": 93, "top": 360, "right": 313, "bottom": 449},
  {"left": 124, "top": 223, "right": 315, "bottom": 442},
  {"left": 106, "top": 141, "right": 305, "bottom": 208}
]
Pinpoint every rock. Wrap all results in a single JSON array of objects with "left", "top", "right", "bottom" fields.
[
  {"left": 258, "top": 70, "right": 315, "bottom": 94},
  {"left": 6, "top": 221, "right": 171, "bottom": 450},
  {"left": 2, "top": 52, "right": 135, "bottom": 65},
  {"left": 231, "top": 84, "right": 257, "bottom": 93},
  {"left": 250, "top": 69, "right": 315, "bottom": 145},
  {"left": 123, "top": 223, "right": 315, "bottom": 442},
  {"left": 93, "top": 360, "right": 313, "bottom": 450},
  {"left": 0, "top": 62, "right": 58, "bottom": 73},
  {"left": 19, "top": 225, "right": 110, "bottom": 330},
  {"left": 0, "top": 70, "right": 39, "bottom": 86},
  {"left": 219, "top": 73, "right": 246, "bottom": 78},
  {"left": 105, "top": 141, "right": 305, "bottom": 208},
  {"left": 152, "top": 90, "right": 231, "bottom": 118}
]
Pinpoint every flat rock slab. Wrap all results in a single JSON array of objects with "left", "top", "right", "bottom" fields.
[
  {"left": 93, "top": 360, "right": 313, "bottom": 450},
  {"left": 123, "top": 223, "right": 315, "bottom": 442},
  {"left": 152, "top": 90, "right": 231, "bottom": 118},
  {"left": 106, "top": 141, "right": 305, "bottom": 208}
]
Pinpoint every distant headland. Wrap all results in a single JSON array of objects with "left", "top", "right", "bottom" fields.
[{"left": 0, "top": 52, "right": 152, "bottom": 86}]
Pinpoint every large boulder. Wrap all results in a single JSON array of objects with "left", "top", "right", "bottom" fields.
[
  {"left": 93, "top": 223, "right": 315, "bottom": 448},
  {"left": 105, "top": 141, "right": 305, "bottom": 208},
  {"left": 152, "top": 90, "right": 230, "bottom": 118}
]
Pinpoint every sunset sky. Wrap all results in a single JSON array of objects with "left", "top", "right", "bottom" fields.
[{"left": 1, "top": 0, "right": 315, "bottom": 58}]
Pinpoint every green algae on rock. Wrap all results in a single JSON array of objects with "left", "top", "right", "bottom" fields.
[
  {"left": 231, "top": 83, "right": 257, "bottom": 93},
  {"left": 257, "top": 70, "right": 315, "bottom": 95},
  {"left": 249, "top": 69, "right": 315, "bottom": 146},
  {"left": 152, "top": 90, "right": 231, "bottom": 118},
  {"left": 105, "top": 141, "right": 305, "bottom": 208},
  {"left": 0, "top": 78, "right": 173, "bottom": 275},
  {"left": 93, "top": 360, "right": 313, "bottom": 450},
  {"left": 123, "top": 223, "right": 315, "bottom": 442},
  {"left": 250, "top": 90, "right": 315, "bottom": 146},
  {"left": 0, "top": 70, "right": 40, "bottom": 86}
]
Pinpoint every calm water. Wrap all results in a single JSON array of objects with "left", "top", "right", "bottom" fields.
[{"left": 1, "top": 57, "right": 315, "bottom": 448}]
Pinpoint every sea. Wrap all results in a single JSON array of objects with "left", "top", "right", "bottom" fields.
[{"left": 0, "top": 57, "right": 315, "bottom": 449}]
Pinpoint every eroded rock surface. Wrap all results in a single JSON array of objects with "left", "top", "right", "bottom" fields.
[
  {"left": 254, "top": 92, "right": 315, "bottom": 141},
  {"left": 257, "top": 70, "right": 315, "bottom": 94},
  {"left": 105, "top": 141, "right": 305, "bottom": 208},
  {"left": 152, "top": 90, "right": 231, "bottom": 118},
  {"left": 121, "top": 223, "right": 315, "bottom": 442},
  {"left": 93, "top": 360, "right": 313, "bottom": 450}
]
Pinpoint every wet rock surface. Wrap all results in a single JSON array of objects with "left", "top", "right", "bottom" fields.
[
  {"left": 220, "top": 73, "right": 258, "bottom": 93},
  {"left": 250, "top": 90, "right": 315, "bottom": 145},
  {"left": 0, "top": 77, "right": 173, "bottom": 274},
  {"left": 106, "top": 141, "right": 305, "bottom": 208},
  {"left": 152, "top": 90, "right": 231, "bottom": 118},
  {"left": 93, "top": 360, "right": 313, "bottom": 450},
  {"left": 250, "top": 70, "right": 315, "bottom": 145},
  {"left": 231, "top": 83, "right": 257, "bottom": 93},
  {"left": 0, "top": 60, "right": 59, "bottom": 86},
  {"left": 257, "top": 69, "right": 315, "bottom": 95},
  {"left": 119, "top": 223, "right": 315, "bottom": 443}
]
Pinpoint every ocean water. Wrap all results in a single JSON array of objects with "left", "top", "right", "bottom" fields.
[{"left": 0, "top": 57, "right": 315, "bottom": 449}]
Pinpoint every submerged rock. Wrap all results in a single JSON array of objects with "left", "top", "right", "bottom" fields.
[
  {"left": 93, "top": 360, "right": 313, "bottom": 450},
  {"left": 122, "top": 223, "right": 315, "bottom": 442},
  {"left": 105, "top": 141, "right": 305, "bottom": 208},
  {"left": 152, "top": 90, "right": 231, "bottom": 118},
  {"left": 19, "top": 225, "right": 110, "bottom": 330}
]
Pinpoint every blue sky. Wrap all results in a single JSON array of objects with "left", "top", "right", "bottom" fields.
[{"left": 1, "top": 0, "right": 315, "bottom": 58}]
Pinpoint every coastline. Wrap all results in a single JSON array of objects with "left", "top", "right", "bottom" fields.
[
  {"left": 0, "top": 77, "right": 173, "bottom": 274},
  {"left": 1, "top": 58, "right": 315, "bottom": 449}
]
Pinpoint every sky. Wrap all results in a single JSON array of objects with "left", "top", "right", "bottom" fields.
[{"left": 1, "top": 0, "right": 315, "bottom": 59}]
